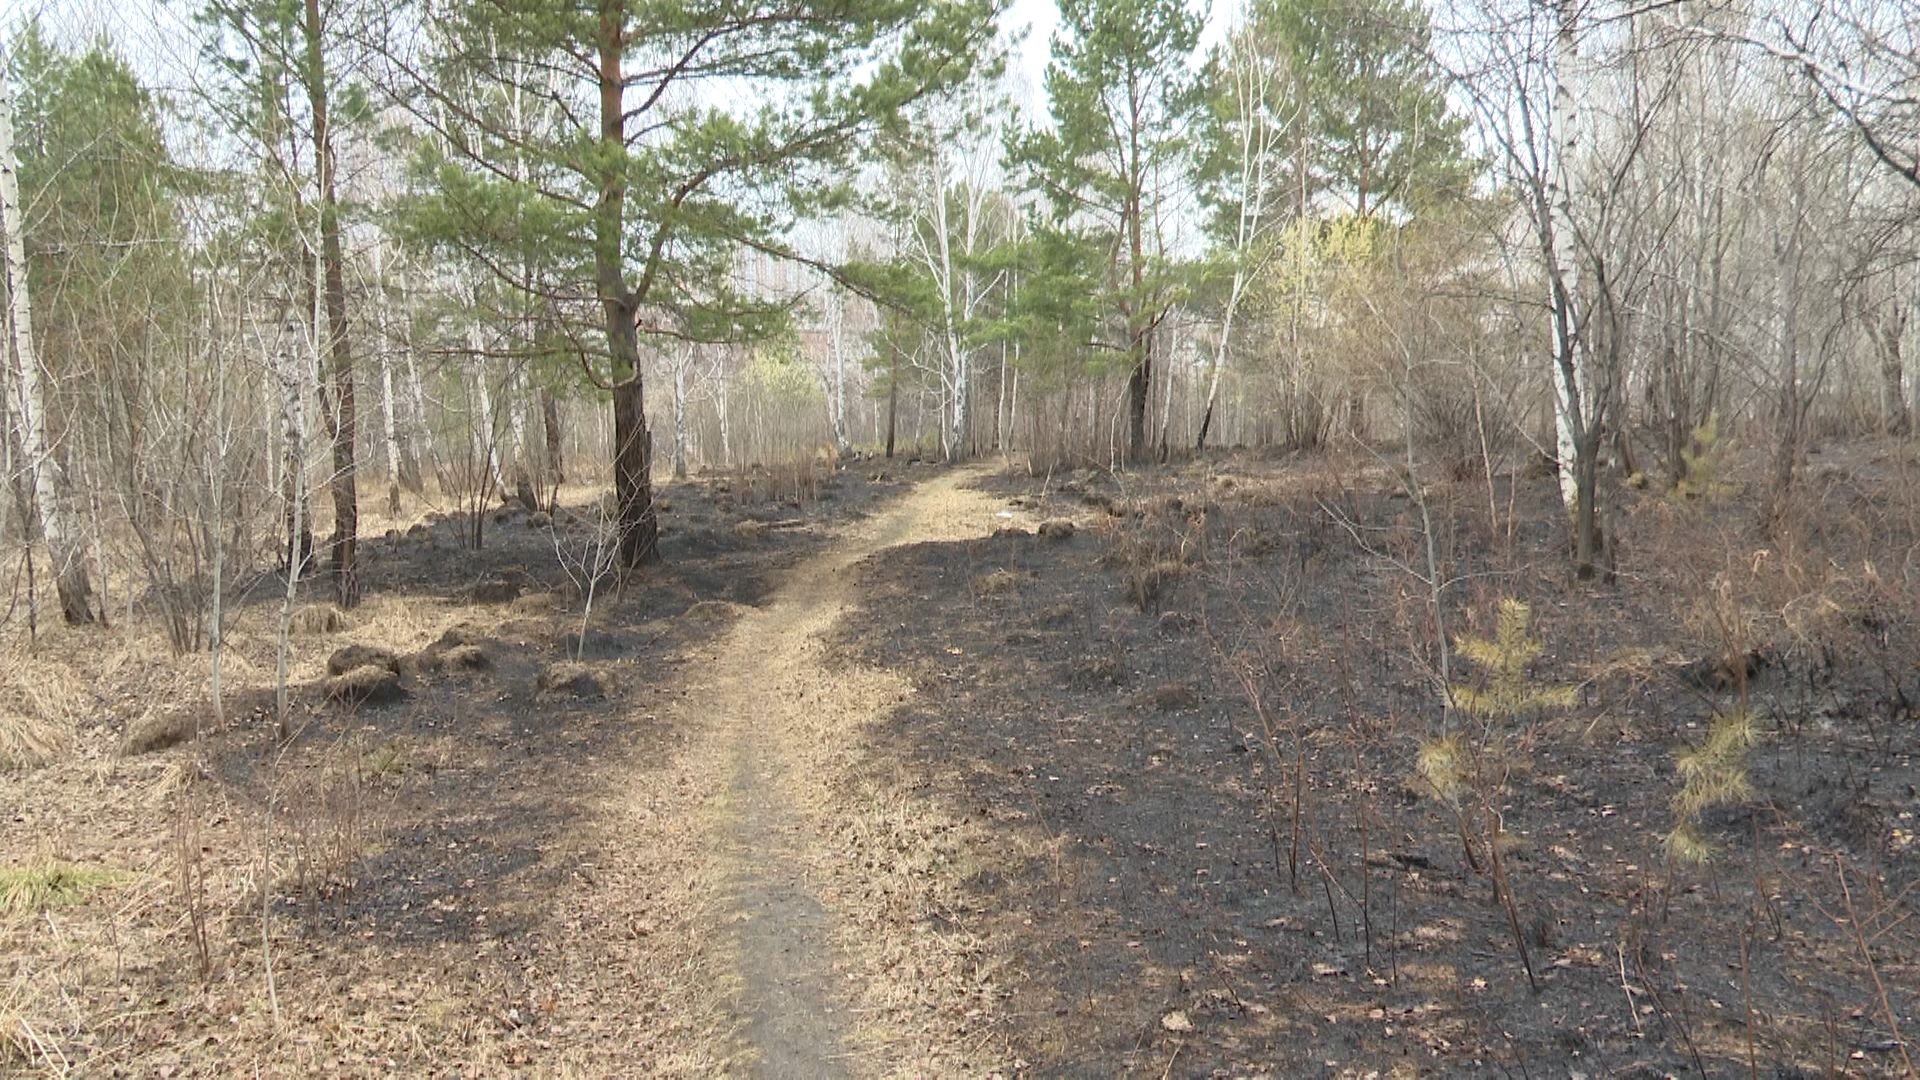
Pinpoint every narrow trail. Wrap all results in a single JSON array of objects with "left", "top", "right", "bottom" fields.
[{"left": 656, "top": 465, "right": 1028, "bottom": 1075}]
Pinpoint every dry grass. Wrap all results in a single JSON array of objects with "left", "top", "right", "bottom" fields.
[
  {"left": 536, "top": 660, "right": 614, "bottom": 699},
  {"left": 324, "top": 663, "right": 401, "bottom": 704},
  {"left": 290, "top": 603, "right": 353, "bottom": 635},
  {"left": 0, "top": 647, "right": 85, "bottom": 771},
  {"left": 975, "top": 569, "right": 1027, "bottom": 597},
  {"left": 723, "top": 457, "right": 826, "bottom": 507}
]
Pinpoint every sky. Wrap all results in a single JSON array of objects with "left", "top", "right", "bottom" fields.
[
  {"left": 1009, "top": 0, "right": 1062, "bottom": 94},
  {"left": 1, "top": 0, "right": 1233, "bottom": 100}
]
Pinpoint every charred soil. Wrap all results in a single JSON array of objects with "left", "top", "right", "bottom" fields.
[{"left": 3, "top": 443, "right": 1919, "bottom": 1077}]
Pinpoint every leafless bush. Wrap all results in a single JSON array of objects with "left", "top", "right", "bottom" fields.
[
  {"left": 1098, "top": 489, "right": 1211, "bottom": 611},
  {"left": 282, "top": 746, "right": 369, "bottom": 901},
  {"left": 1408, "top": 364, "right": 1512, "bottom": 483}
]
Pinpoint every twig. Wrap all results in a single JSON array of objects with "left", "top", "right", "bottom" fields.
[
  {"left": 1835, "top": 854, "right": 1915, "bottom": 1076},
  {"left": 1741, "top": 929, "right": 1757, "bottom": 1080},
  {"left": 1632, "top": 945, "right": 1705, "bottom": 1076},
  {"left": 1618, "top": 940, "right": 1643, "bottom": 1038},
  {"left": 1487, "top": 812, "right": 1538, "bottom": 993}
]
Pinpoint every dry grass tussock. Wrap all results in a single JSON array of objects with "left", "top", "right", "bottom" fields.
[
  {"left": 0, "top": 645, "right": 87, "bottom": 770},
  {"left": 974, "top": 568, "right": 1027, "bottom": 597}
]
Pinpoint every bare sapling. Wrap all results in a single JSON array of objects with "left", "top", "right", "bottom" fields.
[
  {"left": 550, "top": 494, "right": 623, "bottom": 661},
  {"left": 206, "top": 284, "right": 231, "bottom": 739}
]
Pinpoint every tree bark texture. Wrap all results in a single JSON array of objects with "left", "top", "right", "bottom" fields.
[
  {"left": 304, "top": 0, "right": 358, "bottom": 607},
  {"left": 0, "top": 48, "right": 93, "bottom": 624},
  {"left": 597, "top": 3, "right": 657, "bottom": 568}
]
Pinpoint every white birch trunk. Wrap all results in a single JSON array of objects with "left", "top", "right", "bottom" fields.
[
  {"left": 508, "top": 364, "right": 530, "bottom": 486},
  {"left": 1550, "top": 0, "right": 1586, "bottom": 512},
  {"left": 273, "top": 322, "right": 310, "bottom": 739},
  {"left": 208, "top": 295, "right": 228, "bottom": 729},
  {"left": 405, "top": 342, "right": 432, "bottom": 484},
  {"left": 0, "top": 48, "right": 92, "bottom": 623},
  {"left": 278, "top": 320, "right": 311, "bottom": 556},
  {"left": 1202, "top": 32, "right": 1279, "bottom": 451},
  {"left": 470, "top": 322, "right": 505, "bottom": 496},
  {"left": 372, "top": 246, "right": 404, "bottom": 512},
  {"left": 824, "top": 290, "right": 851, "bottom": 455},
  {"left": 717, "top": 356, "right": 734, "bottom": 467}
]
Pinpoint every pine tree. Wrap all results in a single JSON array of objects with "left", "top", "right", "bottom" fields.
[
  {"left": 1259, "top": 0, "right": 1470, "bottom": 220},
  {"left": 392, "top": 0, "right": 998, "bottom": 568},
  {"left": 1011, "top": 0, "right": 1202, "bottom": 465}
]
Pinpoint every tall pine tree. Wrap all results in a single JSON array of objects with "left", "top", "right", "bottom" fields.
[
  {"left": 388, "top": 0, "right": 999, "bottom": 568},
  {"left": 1012, "top": 0, "right": 1202, "bottom": 464}
]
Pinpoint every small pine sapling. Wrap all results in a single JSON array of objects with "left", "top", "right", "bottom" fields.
[
  {"left": 1416, "top": 598, "right": 1574, "bottom": 992},
  {"left": 1419, "top": 598, "right": 1576, "bottom": 862},
  {"left": 1451, "top": 598, "right": 1580, "bottom": 732},
  {"left": 1673, "top": 413, "right": 1734, "bottom": 502},
  {"left": 1664, "top": 707, "right": 1763, "bottom": 868}
]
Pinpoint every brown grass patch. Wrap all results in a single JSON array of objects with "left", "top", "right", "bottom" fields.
[
  {"left": 975, "top": 569, "right": 1026, "bottom": 597},
  {"left": 325, "top": 664, "right": 403, "bottom": 704},
  {"left": 290, "top": 604, "right": 352, "bottom": 635},
  {"left": 536, "top": 661, "right": 614, "bottom": 699},
  {"left": 0, "top": 648, "right": 83, "bottom": 770}
]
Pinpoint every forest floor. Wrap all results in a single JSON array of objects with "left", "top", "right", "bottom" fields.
[{"left": 2, "top": 438, "right": 1919, "bottom": 1077}]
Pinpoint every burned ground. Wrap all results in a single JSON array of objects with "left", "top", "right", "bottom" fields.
[{"left": 2, "top": 444, "right": 1918, "bottom": 1077}]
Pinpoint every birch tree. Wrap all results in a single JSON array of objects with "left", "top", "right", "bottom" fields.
[
  {"left": 0, "top": 40, "right": 93, "bottom": 624},
  {"left": 1194, "top": 15, "right": 1292, "bottom": 450}
]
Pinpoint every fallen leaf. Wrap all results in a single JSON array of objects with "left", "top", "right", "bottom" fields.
[{"left": 1161, "top": 1010, "right": 1193, "bottom": 1033}]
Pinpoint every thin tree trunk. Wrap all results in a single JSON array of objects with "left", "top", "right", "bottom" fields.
[
  {"left": 541, "top": 388, "right": 565, "bottom": 488},
  {"left": 994, "top": 342, "right": 1007, "bottom": 451},
  {"left": 1127, "top": 335, "right": 1151, "bottom": 465},
  {"left": 1762, "top": 120, "right": 1811, "bottom": 532},
  {"left": 275, "top": 350, "right": 309, "bottom": 741},
  {"left": 1158, "top": 324, "right": 1175, "bottom": 462},
  {"left": 373, "top": 248, "right": 405, "bottom": 514},
  {"left": 716, "top": 365, "right": 733, "bottom": 467},
  {"left": 885, "top": 342, "right": 899, "bottom": 459},
  {"left": 470, "top": 324, "right": 507, "bottom": 497},
  {"left": 303, "top": 0, "right": 357, "bottom": 607},
  {"left": 1765, "top": 229, "right": 1803, "bottom": 528},
  {"left": 273, "top": 320, "right": 312, "bottom": 733},
  {"left": 1008, "top": 365, "right": 1019, "bottom": 456},
  {"left": 402, "top": 346, "right": 432, "bottom": 492},
  {"left": 1878, "top": 304, "right": 1909, "bottom": 436},
  {"left": 672, "top": 346, "right": 690, "bottom": 479},
  {"left": 0, "top": 50, "right": 92, "bottom": 624},
  {"left": 949, "top": 342, "right": 969, "bottom": 463},
  {"left": 208, "top": 285, "right": 228, "bottom": 731},
  {"left": 829, "top": 297, "right": 851, "bottom": 456},
  {"left": 508, "top": 365, "right": 531, "bottom": 496},
  {"left": 278, "top": 324, "right": 313, "bottom": 572},
  {"left": 1551, "top": 0, "right": 1585, "bottom": 518}
]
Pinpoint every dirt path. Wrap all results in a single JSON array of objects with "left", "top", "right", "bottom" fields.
[{"left": 652, "top": 465, "right": 1028, "bottom": 1074}]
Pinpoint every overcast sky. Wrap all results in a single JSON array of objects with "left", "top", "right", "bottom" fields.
[
  {"left": 1, "top": 0, "right": 1228, "bottom": 96},
  {"left": 0, "top": 0, "right": 1234, "bottom": 160}
]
